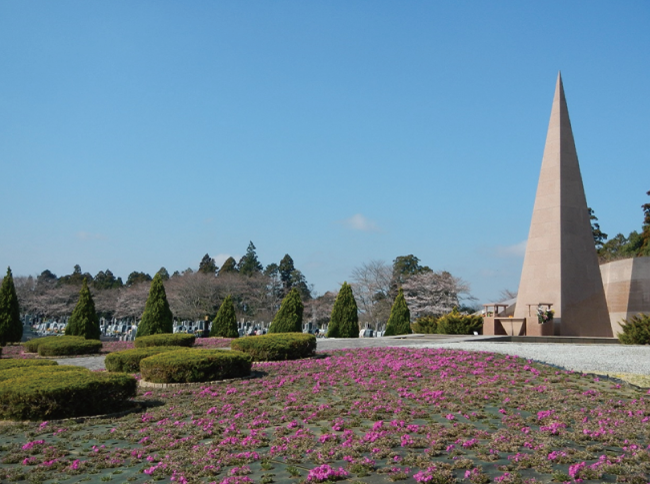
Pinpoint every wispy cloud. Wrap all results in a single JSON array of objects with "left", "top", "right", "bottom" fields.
[
  {"left": 494, "top": 240, "right": 527, "bottom": 258},
  {"left": 76, "top": 231, "right": 107, "bottom": 241},
  {"left": 340, "top": 214, "right": 381, "bottom": 233}
]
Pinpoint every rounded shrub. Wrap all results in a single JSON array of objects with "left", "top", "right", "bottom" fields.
[
  {"left": 617, "top": 313, "right": 650, "bottom": 345},
  {"left": 231, "top": 333, "right": 316, "bottom": 361},
  {"left": 37, "top": 336, "right": 103, "bottom": 357},
  {"left": 0, "top": 369, "right": 137, "bottom": 420},
  {"left": 140, "top": 349, "right": 252, "bottom": 384},
  {"left": 0, "top": 359, "right": 58, "bottom": 371},
  {"left": 134, "top": 333, "right": 195, "bottom": 348},
  {"left": 105, "top": 346, "right": 180, "bottom": 373},
  {"left": 23, "top": 336, "right": 63, "bottom": 354},
  {"left": 268, "top": 288, "right": 303, "bottom": 333},
  {"left": 0, "top": 365, "right": 89, "bottom": 382},
  {"left": 436, "top": 308, "right": 483, "bottom": 335}
]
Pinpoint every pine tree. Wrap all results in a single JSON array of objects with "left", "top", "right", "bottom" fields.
[
  {"left": 218, "top": 257, "right": 238, "bottom": 275},
  {"left": 384, "top": 288, "right": 412, "bottom": 336},
  {"left": 0, "top": 267, "right": 23, "bottom": 345},
  {"left": 326, "top": 282, "right": 359, "bottom": 338},
  {"left": 136, "top": 273, "right": 174, "bottom": 337},
  {"left": 65, "top": 278, "right": 101, "bottom": 340},
  {"left": 268, "top": 288, "right": 303, "bottom": 333},
  {"left": 237, "top": 241, "right": 263, "bottom": 276},
  {"left": 210, "top": 295, "right": 239, "bottom": 338}
]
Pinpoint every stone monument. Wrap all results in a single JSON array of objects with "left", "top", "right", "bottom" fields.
[{"left": 512, "top": 73, "right": 613, "bottom": 337}]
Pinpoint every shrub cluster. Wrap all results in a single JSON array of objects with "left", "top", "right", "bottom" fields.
[
  {"left": 140, "top": 349, "right": 252, "bottom": 384},
  {"left": 134, "top": 333, "right": 195, "bottom": 348},
  {"left": 411, "top": 315, "right": 439, "bottom": 334},
  {"left": 36, "top": 336, "right": 103, "bottom": 357},
  {"left": 23, "top": 336, "right": 62, "bottom": 353},
  {"left": 436, "top": 308, "right": 483, "bottom": 335},
  {"left": 617, "top": 313, "right": 650, "bottom": 345},
  {"left": 0, "top": 366, "right": 136, "bottom": 420},
  {"left": 0, "top": 359, "right": 58, "bottom": 371},
  {"left": 231, "top": 333, "right": 316, "bottom": 361},
  {"left": 105, "top": 346, "right": 180, "bottom": 373}
]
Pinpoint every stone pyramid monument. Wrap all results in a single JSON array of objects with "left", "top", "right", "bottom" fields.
[{"left": 513, "top": 73, "right": 613, "bottom": 337}]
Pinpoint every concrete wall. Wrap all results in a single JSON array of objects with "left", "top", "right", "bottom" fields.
[{"left": 600, "top": 257, "right": 650, "bottom": 336}]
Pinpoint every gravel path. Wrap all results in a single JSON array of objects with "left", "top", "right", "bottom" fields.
[{"left": 54, "top": 337, "right": 650, "bottom": 376}]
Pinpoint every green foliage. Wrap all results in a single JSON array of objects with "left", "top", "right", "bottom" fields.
[
  {"left": 37, "top": 336, "right": 103, "bottom": 356},
  {"left": 218, "top": 257, "right": 238, "bottom": 275},
  {"left": 65, "top": 279, "right": 101, "bottom": 339},
  {"left": 0, "top": 359, "right": 57, "bottom": 370},
  {"left": 268, "top": 288, "right": 303, "bottom": 333},
  {"left": 617, "top": 313, "right": 650, "bottom": 345},
  {"left": 134, "top": 333, "right": 195, "bottom": 348},
  {"left": 436, "top": 308, "right": 483, "bottom": 335},
  {"left": 23, "top": 336, "right": 63, "bottom": 353},
  {"left": 0, "top": 367, "right": 136, "bottom": 420},
  {"left": 157, "top": 267, "right": 170, "bottom": 281},
  {"left": 0, "top": 267, "right": 22, "bottom": 346},
  {"left": 237, "top": 241, "right": 263, "bottom": 276},
  {"left": 140, "top": 349, "right": 252, "bottom": 384},
  {"left": 210, "top": 295, "right": 239, "bottom": 338},
  {"left": 126, "top": 271, "right": 152, "bottom": 287},
  {"left": 199, "top": 254, "right": 218, "bottom": 275},
  {"left": 384, "top": 288, "right": 412, "bottom": 336},
  {"left": 136, "top": 273, "right": 174, "bottom": 337},
  {"left": 231, "top": 333, "right": 316, "bottom": 361},
  {"left": 589, "top": 208, "right": 608, "bottom": 250},
  {"left": 92, "top": 269, "right": 123, "bottom": 289},
  {"left": 0, "top": 365, "right": 88, "bottom": 382},
  {"left": 59, "top": 264, "right": 93, "bottom": 285},
  {"left": 412, "top": 315, "right": 439, "bottom": 334},
  {"left": 105, "top": 346, "right": 180, "bottom": 373},
  {"left": 326, "top": 282, "right": 359, "bottom": 338}
]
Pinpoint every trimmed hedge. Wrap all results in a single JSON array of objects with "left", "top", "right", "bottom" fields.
[
  {"left": 37, "top": 337, "right": 102, "bottom": 357},
  {"left": 140, "top": 349, "right": 252, "bottom": 384},
  {"left": 23, "top": 336, "right": 63, "bottom": 353},
  {"left": 0, "top": 359, "right": 58, "bottom": 371},
  {"left": 231, "top": 333, "right": 316, "bottom": 361},
  {"left": 134, "top": 333, "right": 195, "bottom": 349},
  {"left": 0, "top": 365, "right": 88, "bottom": 382},
  {"left": 0, "top": 369, "right": 137, "bottom": 420},
  {"left": 105, "top": 346, "right": 180, "bottom": 373},
  {"left": 436, "top": 308, "right": 483, "bottom": 335}
]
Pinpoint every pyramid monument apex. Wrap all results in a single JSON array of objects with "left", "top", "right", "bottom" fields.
[{"left": 511, "top": 72, "right": 613, "bottom": 337}]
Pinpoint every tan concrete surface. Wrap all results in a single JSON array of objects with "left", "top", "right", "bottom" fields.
[{"left": 601, "top": 256, "right": 650, "bottom": 335}]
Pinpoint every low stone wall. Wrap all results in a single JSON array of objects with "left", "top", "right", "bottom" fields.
[{"left": 600, "top": 257, "right": 650, "bottom": 336}]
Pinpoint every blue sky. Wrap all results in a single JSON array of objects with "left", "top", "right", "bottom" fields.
[{"left": 1, "top": 1, "right": 649, "bottom": 304}]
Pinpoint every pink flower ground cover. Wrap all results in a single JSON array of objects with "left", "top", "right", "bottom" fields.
[{"left": 0, "top": 347, "right": 649, "bottom": 483}]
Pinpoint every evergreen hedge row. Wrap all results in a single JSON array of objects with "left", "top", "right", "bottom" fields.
[
  {"left": 134, "top": 333, "right": 195, "bottom": 348},
  {"left": 0, "top": 368, "right": 137, "bottom": 420},
  {"left": 231, "top": 333, "right": 316, "bottom": 361},
  {"left": 37, "top": 337, "right": 103, "bottom": 357},
  {"left": 105, "top": 346, "right": 181, "bottom": 373},
  {"left": 140, "top": 349, "right": 252, "bottom": 384},
  {"left": 0, "top": 365, "right": 88, "bottom": 382},
  {"left": 23, "top": 336, "right": 63, "bottom": 353},
  {"left": 0, "top": 359, "right": 58, "bottom": 371}
]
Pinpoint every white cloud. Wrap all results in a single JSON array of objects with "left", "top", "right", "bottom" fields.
[
  {"left": 494, "top": 240, "right": 527, "bottom": 258},
  {"left": 340, "top": 214, "right": 381, "bottom": 233},
  {"left": 76, "top": 231, "right": 107, "bottom": 241}
]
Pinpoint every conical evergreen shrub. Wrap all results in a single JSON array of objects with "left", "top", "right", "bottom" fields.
[
  {"left": 210, "top": 295, "right": 239, "bottom": 338},
  {"left": 384, "top": 288, "right": 412, "bottom": 336},
  {"left": 0, "top": 267, "right": 23, "bottom": 345},
  {"left": 268, "top": 288, "right": 303, "bottom": 333},
  {"left": 136, "top": 273, "right": 174, "bottom": 337},
  {"left": 65, "top": 279, "right": 101, "bottom": 340},
  {"left": 326, "top": 282, "right": 359, "bottom": 338}
]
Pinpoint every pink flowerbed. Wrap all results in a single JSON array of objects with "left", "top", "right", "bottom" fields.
[{"left": 0, "top": 347, "right": 648, "bottom": 483}]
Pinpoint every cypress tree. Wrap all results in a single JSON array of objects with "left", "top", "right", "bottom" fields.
[
  {"left": 65, "top": 278, "right": 101, "bottom": 339},
  {"left": 0, "top": 267, "right": 23, "bottom": 345},
  {"left": 326, "top": 282, "right": 359, "bottom": 338},
  {"left": 268, "top": 288, "right": 303, "bottom": 333},
  {"left": 384, "top": 288, "right": 412, "bottom": 336},
  {"left": 210, "top": 295, "right": 239, "bottom": 338},
  {"left": 136, "top": 273, "right": 174, "bottom": 337}
]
